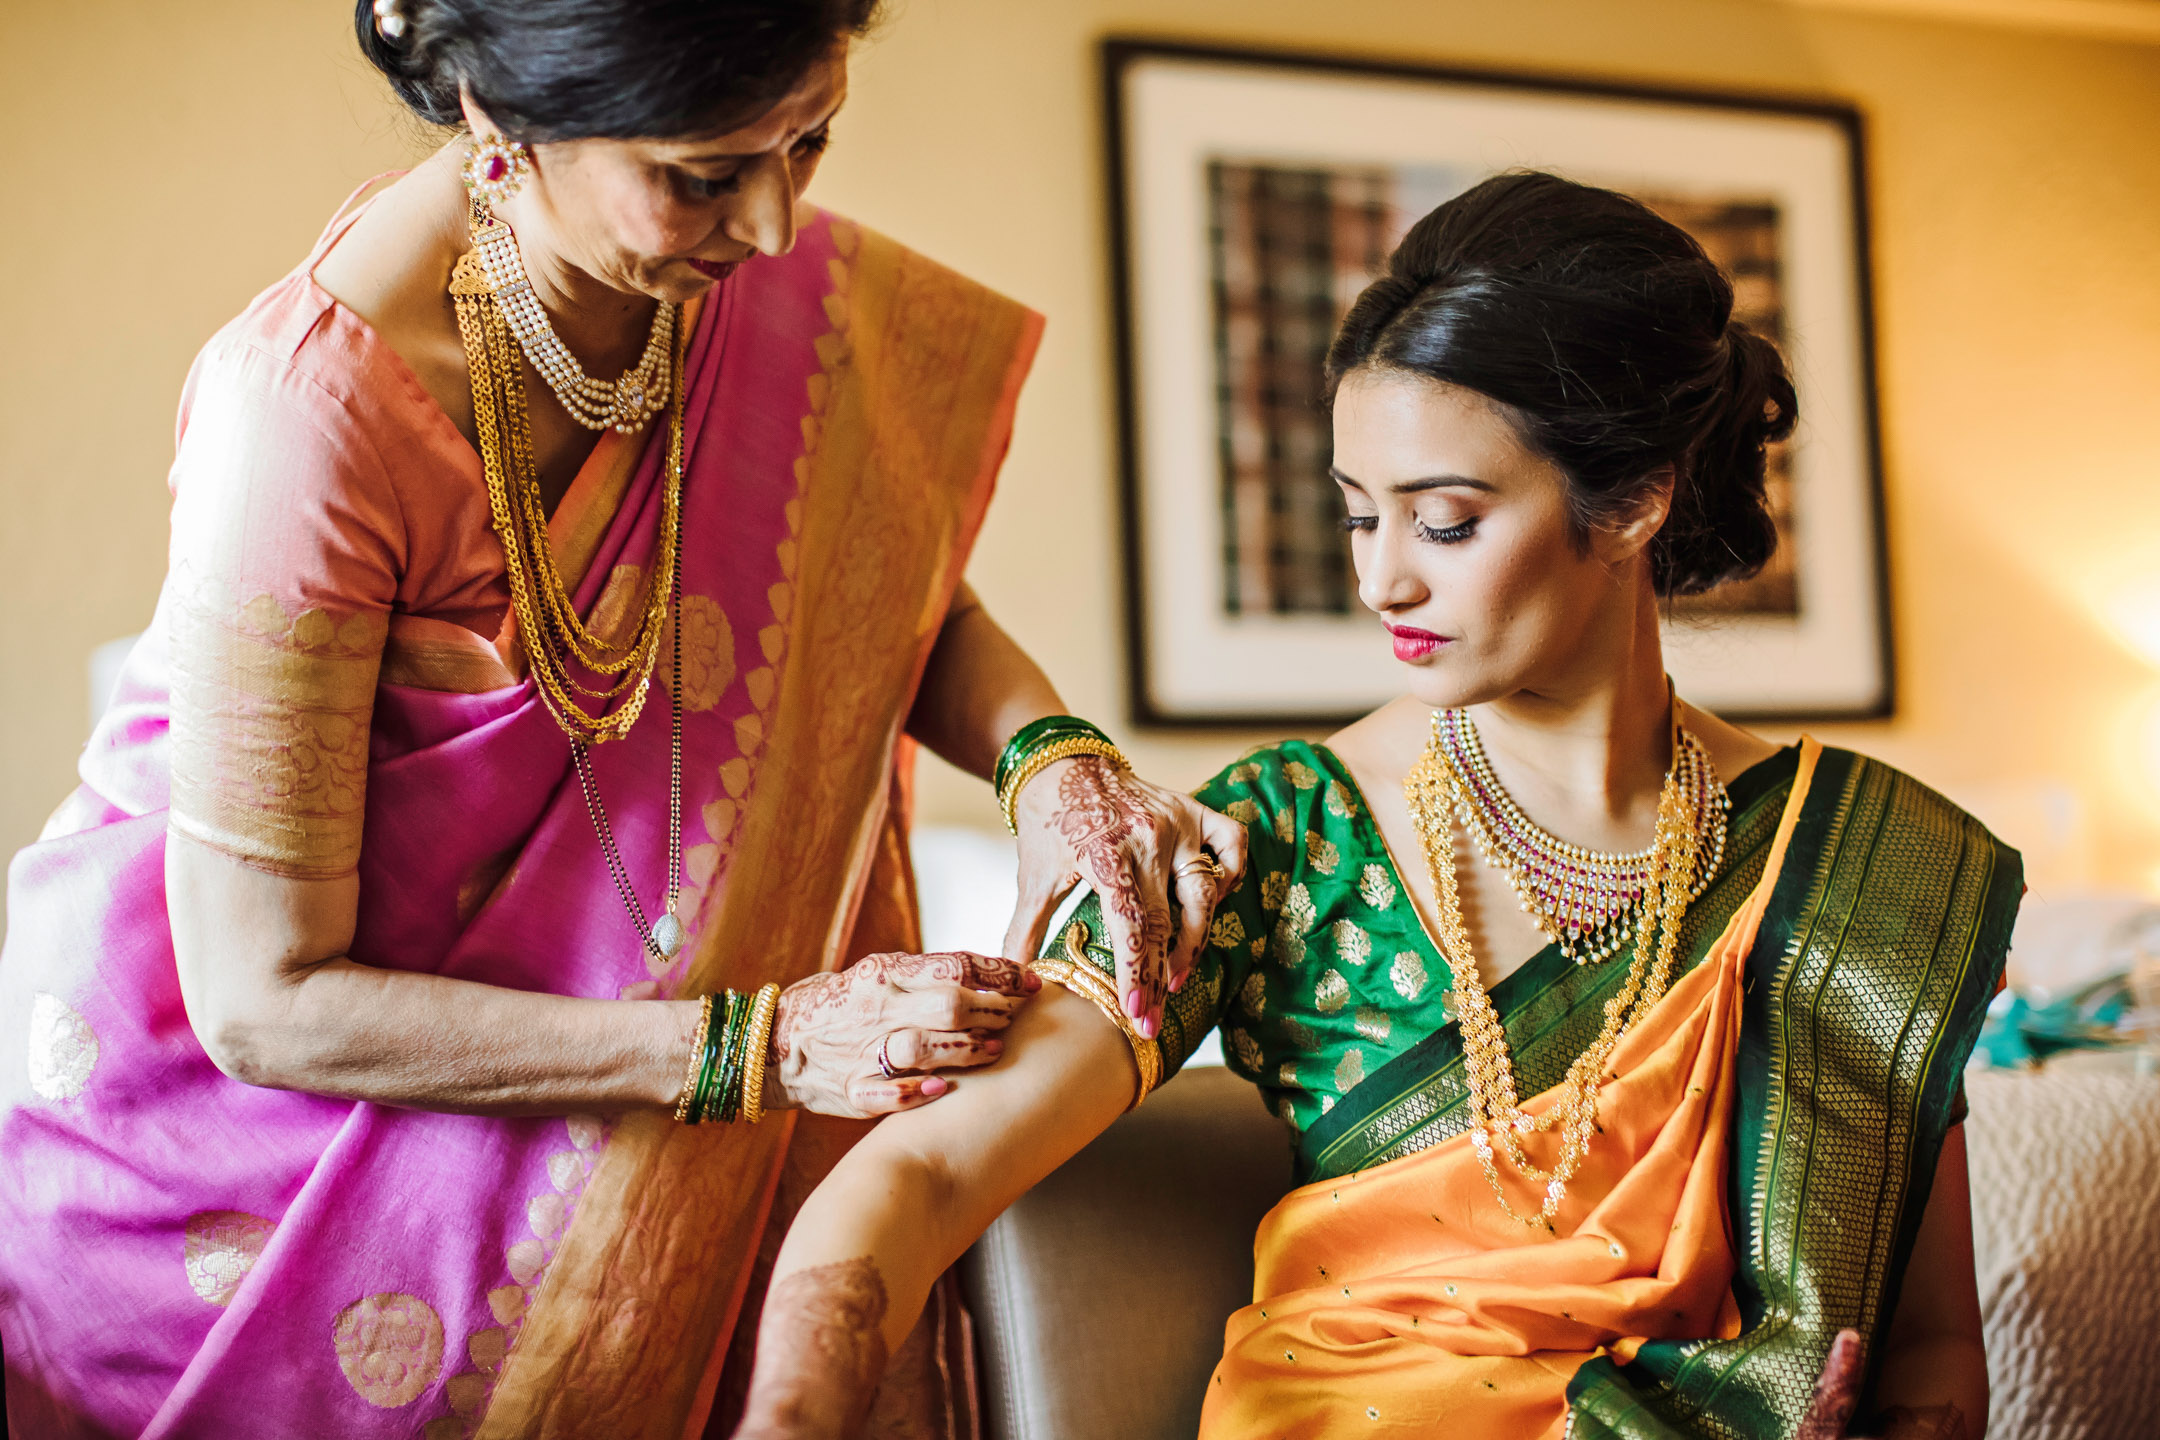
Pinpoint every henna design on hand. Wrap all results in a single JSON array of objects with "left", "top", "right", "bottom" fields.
[
  {"left": 733, "top": 1257, "right": 890, "bottom": 1440},
  {"left": 1796, "top": 1330, "right": 1865, "bottom": 1440},
  {"left": 768, "top": 952, "right": 1035, "bottom": 1117},
  {"left": 1050, "top": 757, "right": 1174, "bottom": 1025}
]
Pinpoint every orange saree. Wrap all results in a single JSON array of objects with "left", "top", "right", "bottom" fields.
[{"left": 1198, "top": 744, "right": 1823, "bottom": 1440}]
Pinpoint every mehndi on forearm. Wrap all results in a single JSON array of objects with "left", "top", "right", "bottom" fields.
[
  {"left": 1876, "top": 1405, "right": 1970, "bottom": 1440},
  {"left": 733, "top": 1257, "right": 891, "bottom": 1440}
]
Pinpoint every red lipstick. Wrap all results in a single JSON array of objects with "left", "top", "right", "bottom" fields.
[
  {"left": 1387, "top": 624, "right": 1449, "bottom": 662},
  {"left": 688, "top": 258, "right": 740, "bottom": 281}
]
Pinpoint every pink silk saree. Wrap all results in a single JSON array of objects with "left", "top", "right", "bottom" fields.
[{"left": 0, "top": 203, "right": 1041, "bottom": 1439}]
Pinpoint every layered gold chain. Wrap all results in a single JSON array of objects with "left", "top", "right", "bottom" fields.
[
  {"left": 449, "top": 223, "right": 693, "bottom": 964},
  {"left": 1403, "top": 708, "right": 1716, "bottom": 1227},
  {"left": 449, "top": 237, "right": 684, "bottom": 745}
]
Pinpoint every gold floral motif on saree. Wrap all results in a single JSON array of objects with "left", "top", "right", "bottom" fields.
[
  {"left": 182, "top": 1210, "right": 276, "bottom": 1307},
  {"left": 26, "top": 992, "right": 98, "bottom": 1101},
  {"left": 587, "top": 562, "right": 738, "bottom": 715},
  {"left": 333, "top": 1291, "right": 446, "bottom": 1408}
]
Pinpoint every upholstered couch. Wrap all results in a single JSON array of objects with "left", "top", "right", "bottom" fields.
[{"left": 959, "top": 1058, "right": 2160, "bottom": 1440}]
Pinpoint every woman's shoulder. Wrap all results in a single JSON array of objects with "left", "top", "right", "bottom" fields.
[
  {"left": 1815, "top": 746, "right": 2016, "bottom": 856},
  {"left": 185, "top": 170, "right": 458, "bottom": 459}
]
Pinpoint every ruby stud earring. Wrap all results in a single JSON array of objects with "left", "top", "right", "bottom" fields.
[{"left": 462, "top": 132, "right": 532, "bottom": 211}]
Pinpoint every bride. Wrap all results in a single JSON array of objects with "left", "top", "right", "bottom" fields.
[{"left": 728, "top": 172, "right": 2011, "bottom": 1440}]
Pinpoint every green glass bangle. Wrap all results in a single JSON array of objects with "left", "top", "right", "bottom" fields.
[
  {"left": 687, "top": 994, "right": 718, "bottom": 1124},
  {"left": 712, "top": 991, "right": 751, "bottom": 1123},
  {"left": 993, "top": 715, "right": 1112, "bottom": 797},
  {"left": 690, "top": 990, "right": 738, "bottom": 1124}
]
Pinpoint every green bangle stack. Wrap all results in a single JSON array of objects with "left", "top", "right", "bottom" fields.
[
  {"left": 993, "top": 715, "right": 1127, "bottom": 833},
  {"left": 684, "top": 989, "right": 758, "bottom": 1124}
]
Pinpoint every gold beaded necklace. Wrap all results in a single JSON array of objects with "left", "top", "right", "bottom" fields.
[
  {"left": 1403, "top": 706, "right": 1720, "bottom": 1227},
  {"left": 449, "top": 215, "right": 690, "bottom": 963}
]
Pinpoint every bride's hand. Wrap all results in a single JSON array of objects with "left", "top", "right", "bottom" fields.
[
  {"left": 1002, "top": 756, "right": 1249, "bottom": 1039},
  {"left": 1795, "top": 1330, "right": 1967, "bottom": 1440},
  {"left": 765, "top": 951, "right": 1039, "bottom": 1118},
  {"left": 1797, "top": 1329, "right": 1868, "bottom": 1440}
]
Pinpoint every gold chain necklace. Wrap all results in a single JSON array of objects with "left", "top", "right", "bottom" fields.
[
  {"left": 449, "top": 225, "right": 690, "bottom": 963},
  {"left": 1403, "top": 708, "right": 1717, "bottom": 1227}
]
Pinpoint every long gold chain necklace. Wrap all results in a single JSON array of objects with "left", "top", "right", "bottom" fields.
[
  {"left": 1437, "top": 708, "right": 1728, "bottom": 964},
  {"left": 450, "top": 214, "right": 690, "bottom": 963},
  {"left": 1403, "top": 706, "right": 1722, "bottom": 1227}
]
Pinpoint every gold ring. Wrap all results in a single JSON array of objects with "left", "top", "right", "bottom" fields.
[{"left": 1176, "top": 853, "right": 1225, "bottom": 882}]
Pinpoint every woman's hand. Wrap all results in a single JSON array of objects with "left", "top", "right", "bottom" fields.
[
  {"left": 1798, "top": 1331, "right": 1971, "bottom": 1440},
  {"left": 1002, "top": 756, "right": 1249, "bottom": 1039},
  {"left": 766, "top": 951, "right": 1039, "bottom": 1118}
]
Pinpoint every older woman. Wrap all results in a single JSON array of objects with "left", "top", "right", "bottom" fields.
[
  {"left": 0, "top": 2, "right": 1243, "bottom": 1436},
  {"left": 733, "top": 175, "right": 2010, "bottom": 1440}
]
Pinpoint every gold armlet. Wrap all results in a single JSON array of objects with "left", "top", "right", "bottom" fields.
[{"left": 1032, "top": 919, "right": 1162, "bottom": 1107}]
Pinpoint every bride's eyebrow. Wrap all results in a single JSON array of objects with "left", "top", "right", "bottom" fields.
[{"left": 1328, "top": 467, "right": 1495, "bottom": 495}]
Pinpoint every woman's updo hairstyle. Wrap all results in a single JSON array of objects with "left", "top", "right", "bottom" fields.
[
  {"left": 1325, "top": 171, "right": 1796, "bottom": 598},
  {"left": 357, "top": 0, "right": 881, "bottom": 141}
]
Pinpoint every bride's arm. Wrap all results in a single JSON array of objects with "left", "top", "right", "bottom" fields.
[{"left": 731, "top": 983, "right": 1140, "bottom": 1440}]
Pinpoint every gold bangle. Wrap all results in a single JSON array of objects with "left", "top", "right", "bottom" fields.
[
  {"left": 673, "top": 993, "right": 715, "bottom": 1123},
  {"left": 740, "top": 983, "right": 782, "bottom": 1125},
  {"left": 998, "top": 736, "right": 1128, "bottom": 833}
]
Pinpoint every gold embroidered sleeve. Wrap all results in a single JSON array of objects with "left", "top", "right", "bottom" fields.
[{"left": 166, "top": 576, "right": 387, "bottom": 879}]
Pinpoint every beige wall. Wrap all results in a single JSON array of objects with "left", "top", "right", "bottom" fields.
[{"left": 4, "top": 0, "right": 2158, "bottom": 936}]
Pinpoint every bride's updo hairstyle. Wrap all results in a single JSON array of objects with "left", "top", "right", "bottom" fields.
[
  {"left": 356, "top": 0, "right": 880, "bottom": 140},
  {"left": 1325, "top": 171, "right": 1797, "bottom": 598}
]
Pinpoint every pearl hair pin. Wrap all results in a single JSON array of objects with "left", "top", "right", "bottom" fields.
[{"left": 372, "top": 0, "right": 408, "bottom": 40}]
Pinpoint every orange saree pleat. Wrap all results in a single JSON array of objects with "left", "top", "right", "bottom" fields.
[{"left": 1199, "top": 742, "right": 1821, "bottom": 1440}]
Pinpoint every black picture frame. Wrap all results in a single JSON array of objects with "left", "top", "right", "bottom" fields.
[{"left": 1101, "top": 37, "right": 1893, "bottom": 728}]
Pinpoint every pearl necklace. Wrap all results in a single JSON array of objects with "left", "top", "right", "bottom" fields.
[
  {"left": 470, "top": 208, "right": 678, "bottom": 435},
  {"left": 1405, "top": 707, "right": 1718, "bottom": 1227},
  {"left": 1436, "top": 708, "right": 1728, "bottom": 965}
]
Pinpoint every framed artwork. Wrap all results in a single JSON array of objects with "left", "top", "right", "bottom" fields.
[{"left": 1103, "top": 39, "right": 1893, "bottom": 725}]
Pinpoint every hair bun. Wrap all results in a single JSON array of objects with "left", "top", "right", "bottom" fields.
[{"left": 1655, "top": 323, "right": 1795, "bottom": 596}]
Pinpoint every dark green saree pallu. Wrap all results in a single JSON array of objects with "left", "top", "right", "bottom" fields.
[{"left": 1044, "top": 742, "right": 2017, "bottom": 1436}]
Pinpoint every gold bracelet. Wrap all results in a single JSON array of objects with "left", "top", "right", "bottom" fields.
[
  {"left": 998, "top": 736, "right": 1128, "bottom": 833},
  {"left": 740, "top": 983, "right": 782, "bottom": 1124},
  {"left": 673, "top": 993, "right": 715, "bottom": 1123}
]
